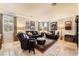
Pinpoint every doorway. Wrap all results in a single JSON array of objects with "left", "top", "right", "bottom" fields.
[
  {"left": 2, "top": 14, "right": 15, "bottom": 55},
  {"left": 3, "top": 14, "right": 14, "bottom": 44}
]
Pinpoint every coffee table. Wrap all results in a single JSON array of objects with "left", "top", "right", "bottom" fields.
[{"left": 37, "top": 37, "right": 46, "bottom": 45}]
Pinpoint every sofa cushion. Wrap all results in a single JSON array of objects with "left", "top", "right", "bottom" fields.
[
  {"left": 55, "top": 30, "right": 59, "bottom": 35},
  {"left": 32, "top": 31, "right": 38, "bottom": 35},
  {"left": 26, "top": 31, "right": 38, "bottom": 35},
  {"left": 50, "top": 31, "right": 55, "bottom": 35}
]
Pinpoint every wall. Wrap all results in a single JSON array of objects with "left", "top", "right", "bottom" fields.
[
  {"left": 16, "top": 15, "right": 76, "bottom": 36},
  {"left": 58, "top": 16, "right": 76, "bottom": 36},
  {"left": 0, "top": 14, "right": 3, "bottom": 49},
  {"left": 0, "top": 3, "right": 78, "bottom": 20},
  {"left": 17, "top": 16, "right": 27, "bottom": 32},
  {"left": 0, "top": 14, "right": 3, "bottom": 36},
  {"left": 0, "top": 3, "right": 78, "bottom": 35}
]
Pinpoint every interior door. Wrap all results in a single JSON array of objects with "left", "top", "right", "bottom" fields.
[
  {"left": 3, "top": 14, "right": 14, "bottom": 44},
  {"left": 2, "top": 14, "right": 15, "bottom": 55}
]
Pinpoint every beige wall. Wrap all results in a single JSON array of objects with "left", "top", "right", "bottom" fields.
[
  {"left": 58, "top": 16, "right": 76, "bottom": 36},
  {"left": 0, "top": 3, "right": 78, "bottom": 35},
  {"left": 0, "top": 3, "right": 78, "bottom": 19},
  {"left": 16, "top": 16, "right": 76, "bottom": 35}
]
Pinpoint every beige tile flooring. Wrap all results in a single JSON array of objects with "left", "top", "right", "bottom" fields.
[{"left": 0, "top": 39, "right": 78, "bottom": 56}]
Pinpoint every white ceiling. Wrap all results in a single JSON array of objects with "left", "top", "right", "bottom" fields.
[{"left": 0, "top": 3, "right": 78, "bottom": 19}]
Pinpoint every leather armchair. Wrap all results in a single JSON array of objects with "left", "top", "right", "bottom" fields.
[{"left": 17, "top": 32, "right": 29, "bottom": 50}]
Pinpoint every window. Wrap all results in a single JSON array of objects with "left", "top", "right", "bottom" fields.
[
  {"left": 3, "top": 15, "right": 14, "bottom": 32},
  {"left": 38, "top": 22, "right": 49, "bottom": 31}
]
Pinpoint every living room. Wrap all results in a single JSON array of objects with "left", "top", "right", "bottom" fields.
[{"left": 0, "top": 3, "right": 78, "bottom": 56}]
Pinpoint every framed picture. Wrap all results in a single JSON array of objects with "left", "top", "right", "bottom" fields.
[
  {"left": 50, "top": 22, "right": 57, "bottom": 31},
  {"left": 30, "top": 21, "right": 35, "bottom": 30},
  {"left": 26, "top": 21, "right": 30, "bottom": 30},
  {"left": 65, "top": 21, "right": 72, "bottom": 30},
  {"left": 38, "top": 22, "right": 42, "bottom": 31},
  {"left": 38, "top": 22, "right": 49, "bottom": 31},
  {"left": 26, "top": 21, "right": 35, "bottom": 31}
]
